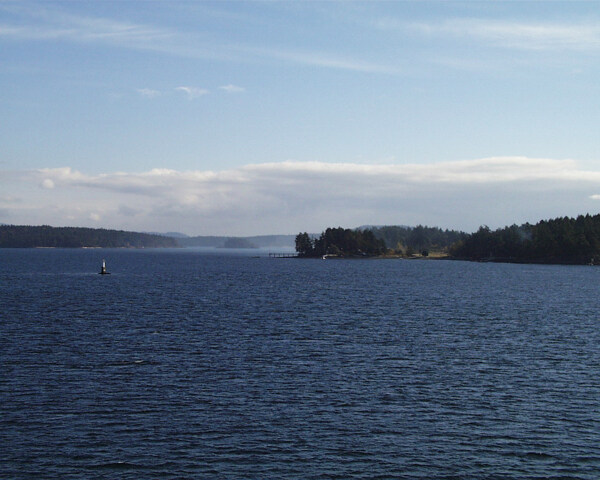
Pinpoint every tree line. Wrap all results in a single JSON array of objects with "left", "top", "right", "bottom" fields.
[
  {"left": 369, "top": 225, "right": 467, "bottom": 255},
  {"left": 295, "top": 227, "right": 386, "bottom": 257},
  {"left": 0, "top": 225, "right": 178, "bottom": 248},
  {"left": 7, "top": 215, "right": 600, "bottom": 262},
  {"left": 450, "top": 214, "right": 600, "bottom": 264}
]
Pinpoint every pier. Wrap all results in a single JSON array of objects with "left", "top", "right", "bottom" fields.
[{"left": 269, "top": 252, "right": 298, "bottom": 258}]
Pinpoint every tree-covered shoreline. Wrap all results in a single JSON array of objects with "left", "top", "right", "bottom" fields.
[
  {"left": 295, "top": 214, "right": 600, "bottom": 265},
  {"left": 295, "top": 225, "right": 467, "bottom": 258},
  {"left": 295, "top": 227, "right": 386, "bottom": 257},
  {"left": 449, "top": 214, "right": 600, "bottom": 265},
  {"left": 0, "top": 225, "right": 177, "bottom": 248},
  {"left": 370, "top": 225, "right": 467, "bottom": 256},
  {"left": 6, "top": 214, "right": 600, "bottom": 264}
]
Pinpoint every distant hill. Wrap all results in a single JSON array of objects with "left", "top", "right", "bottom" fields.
[
  {"left": 178, "top": 234, "right": 295, "bottom": 248},
  {"left": 220, "top": 237, "right": 257, "bottom": 249},
  {"left": 147, "top": 231, "right": 189, "bottom": 238},
  {"left": 176, "top": 235, "right": 227, "bottom": 247},
  {"left": 0, "top": 225, "right": 178, "bottom": 248},
  {"left": 164, "top": 232, "right": 189, "bottom": 238}
]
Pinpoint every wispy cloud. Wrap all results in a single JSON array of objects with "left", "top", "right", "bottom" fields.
[
  {"left": 407, "top": 18, "right": 600, "bottom": 51},
  {"left": 137, "top": 88, "right": 161, "bottom": 98},
  {"left": 2, "top": 157, "right": 600, "bottom": 235},
  {"left": 138, "top": 85, "right": 240, "bottom": 99},
  {"left": 0, "top": 2, "right": 397, "bottom": 74},
  {"left": 0, "top": 3, "right": 172, "bottom": 44},
  {"left": 175, "top": 86, "right": 209, "bottom": 99},
  {"left": 219, "top": 84, "right": 245, "bottom": 93},
  {"left": 243, "top": 45, "right": 401, "bottom": 74}
]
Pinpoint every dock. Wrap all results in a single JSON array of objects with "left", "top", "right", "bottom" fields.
[{"left": 269, "top": 252, "right": 298, "bottom": 258}]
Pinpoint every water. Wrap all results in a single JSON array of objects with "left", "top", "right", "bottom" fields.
[{"left": 1, "top": 248, "right": 599, "bottom": 479}]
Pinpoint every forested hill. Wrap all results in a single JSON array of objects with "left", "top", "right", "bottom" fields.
[
  {"left": 0, "top": 225, "right": 178, "bottom": 248},
  {"left": 450, "top": 214, "right": 600, "bottom": 264},
  {"left": 370, "top": 225, "right": 467, "bottom": 253}
]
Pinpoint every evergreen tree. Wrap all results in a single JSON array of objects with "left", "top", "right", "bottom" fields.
[
  {"left": 295, "top": 232, "right": 314, "bottom": 257},
  {"left": 450, "top": 214, "right": 600, "bottom": 264}
]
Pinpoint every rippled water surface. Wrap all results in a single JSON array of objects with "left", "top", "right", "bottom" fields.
[{"left": 1, "top": 248, "right": 599, "bottom": 479}]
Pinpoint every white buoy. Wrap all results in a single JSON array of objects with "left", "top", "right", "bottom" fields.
[{"left": 99, "top": 259, "right": 110, "bottom": 275}]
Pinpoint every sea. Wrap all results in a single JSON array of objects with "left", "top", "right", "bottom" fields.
[{"left": 1, "top": 248, "right": 599, "bottom": 479}]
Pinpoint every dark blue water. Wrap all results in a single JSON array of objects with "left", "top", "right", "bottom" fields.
[{"left": 1, "top": 248, "right": 599, "bottom": 479}]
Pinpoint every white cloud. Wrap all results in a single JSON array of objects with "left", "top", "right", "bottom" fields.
[
  {"left": 2, "top": 157, "right": 600, "bottom": 235},
  {"left": 137, "top": 88, "right": 161, "bottom": 98},
  {"left": 175, "top": 86, "right": 209, "bottom": 99},
  {"left": 41, "top": 178, "right": 55, "bottom": 189},
  {"left": 219, "top": 84, "right": 245, "bottom": 93}
]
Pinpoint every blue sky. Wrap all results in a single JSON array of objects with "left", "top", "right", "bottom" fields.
[{"left": 2, "top": 1, "right": 600, "bottom": 235}]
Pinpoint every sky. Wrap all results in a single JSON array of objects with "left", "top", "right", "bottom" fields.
[{"left": 1, "top": 0, "right": 600, "bottom": 236}]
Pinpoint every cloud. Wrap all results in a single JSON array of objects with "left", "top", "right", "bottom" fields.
[
  {"left": 0, "top": 3, "right": 398, "bottom": 74},
  {"left": 2, "top": 157, "right": 600, "bottom": 235},
  {"left": 0, "top": 4, "right": 172, "bottom": 44},
  {"left": 175, "top": 86, "right": 209, "bottom": 99},
  {"left": 137, "top": 88, "right": 161, "bottom": 98},
  {"left": 407, "top": 18, "right": 600, "bottom": 51},
  {"left": 219, "top": 84, "right": 245, "bottom": 93},
  {"left": 41, "top": 178, "right": 55, "bottom": 189},
  {"left": 240, "top": 45, "right": 402, "bottom": 74}
]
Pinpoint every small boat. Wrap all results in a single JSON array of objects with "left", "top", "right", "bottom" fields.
[{"left": 99, "top": 259, "right": 110, "bottom": 275}]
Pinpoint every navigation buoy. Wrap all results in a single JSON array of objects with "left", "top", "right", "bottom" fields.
[{"left": 99, "top": 259, "right": 110, "bottom": 275}]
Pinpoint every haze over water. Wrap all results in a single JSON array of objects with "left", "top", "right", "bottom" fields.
[{"left": 1, "top": 248, "right": 599, "bottom": 479}]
